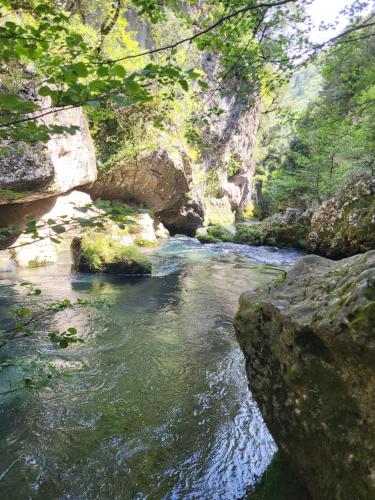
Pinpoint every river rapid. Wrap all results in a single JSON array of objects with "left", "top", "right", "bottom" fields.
[{"left": 0, "top": 237, "right": 302, "bottom": 499}]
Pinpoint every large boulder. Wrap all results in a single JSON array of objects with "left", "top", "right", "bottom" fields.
[
  {"left": 234, "top": 209, "right": 313, "bottom": 249},
  {"left": 87, "top": 149, "right": 203, "bottom": 236},
  {"left": 234, "top": 252, "right": 375, "bottom": 499},
  {"left": 309, "top": 174, "right": 375, "bottom": 258},
  {"left": 71, "top": 235, "right": 152, "bottom": 275},
  {"left": 0, "top": 104, "right": 96, "bottom": 205}
]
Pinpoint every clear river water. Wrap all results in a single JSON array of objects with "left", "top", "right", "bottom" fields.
[{"left": 0, "top": 237, "right": 302, "bottom": 500}]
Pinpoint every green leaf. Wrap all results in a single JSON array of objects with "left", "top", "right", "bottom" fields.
[
  {"left": 52, "top": 225, "right": 66, "bottom": 234},
  {"left": 198, "top": 80, "right": 209, "bottom": 89},
  {"left": 110, "top": 65, "right": 126, "bottom": 78},
  {"left": 179, "top": 79, "right": 189, "bottom": 92},
  {"left": 59, "top": 338, "right": 69, "bottom": 348},
  {"left": 38, "top": 86, "right": 53, "bottom": 97},
  {"left": 124, "top": 80, "right": 142, "bottom": 94},
  {"left": 86, "top": 100, "right": 101, "bottom": 108},
  {"left": 67, "top": 327, "right": 77, "bottom": 335},
  {"left": 71, "top": 62, "right": 89, "bottom": 78},
  {"left": 97, "top": 66, "right": 109, "bottom": 77}
]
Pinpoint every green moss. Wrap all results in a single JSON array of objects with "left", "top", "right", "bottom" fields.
[
  {"left": 134, "top": 237, "right": 158, "bottom": 247},
  {"left": 207, "top": 225, "right": 234, "bottom": 242},
  {"left": 234, "top": 225, "right": 264, "bottom": 245},
  {"left": 252, "top": 453, "right": 311, "bottom": 500},
  {"left": 350, "top": 302, "right": 375, "bottom": 338},
  {"left": 273, "top": 272, "right": 287, "bottom": 286},
  {"left": 197, "top": 234, "right": 221, "bottom": 244},
  {"left": 297, "top": 363, "right": 361, "bottom": 432},
  {"left": 28, "top": 259, "right": 49, "bottom": 268},
  {"left": 80, "top": 234, "right": 152, "bottom": 273}
]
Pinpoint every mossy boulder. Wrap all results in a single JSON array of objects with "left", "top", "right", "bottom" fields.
[
  {"left": 197, "top": 233, "right": 221, "bottom": 244},
  {"left": 234, "top": 224, "right": 264, "bottom": 245},
  {"left": 234, "top": 251, "right": 375, "bottom": 500},
  {"left": 309, "top": 174, "right": 375, "bottom": 258},
  {"left": 71, "top": 234, "right": 152, "bottom": 275},
  {"left": 234, "top": 209, "right": 313, "bottom": 249},
  {"left": 197, "top": 225, "right": 234, "bottom": 244}
]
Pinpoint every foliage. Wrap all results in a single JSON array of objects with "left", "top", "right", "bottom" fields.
[
  {"left": 0, "top": 200, "right": 138, "bottom": 250},
  {"left": 0, "top": 280, "right": 109, "bottom": 395},
  {"left": 227, "top": 155, "right": 243, "bottom": 179},
  {"left": 0, "top": 0, "right": 200, "bottom": 143},
  {"left": 259, "top": 24, "right": 375, "bottom": 211}
]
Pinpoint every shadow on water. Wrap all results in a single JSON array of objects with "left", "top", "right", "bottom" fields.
[{"left": 0, "top": 237, "right": 303, "bottom": 499}]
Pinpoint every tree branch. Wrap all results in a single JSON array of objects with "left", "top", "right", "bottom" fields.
[{"left": 99, "top": 0, "right": 298, "bottom": 65}]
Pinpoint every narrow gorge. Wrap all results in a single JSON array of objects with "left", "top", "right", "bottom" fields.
[{"left": 0, "top": 1, "right": 374, "bottom": 499}]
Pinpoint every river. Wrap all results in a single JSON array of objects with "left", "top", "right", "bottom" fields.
[{"left": 0, "top": 237, "right": 302, "bottom": 499}]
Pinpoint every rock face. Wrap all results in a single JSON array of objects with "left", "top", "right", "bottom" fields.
[
  {"left": 0, "top": 190, "right": 99, "bottom": 268},
  {"left": 87, "top": 149, "right": 203, "bottom": 236},
  {"left": 235, "top": 252, "right": 375, "bottom": 500},
  {"left": 0, "top": 105, "right": 96, "bottom": 204},
  {"left": 201, "top": 53, "right": 261, "bottom": 210},
  {"left": 309, "top": 174, "right": 375, "bottom": 259}
]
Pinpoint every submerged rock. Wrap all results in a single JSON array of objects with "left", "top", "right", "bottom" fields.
[
  {"left": 309, "top": 174, "right": 375, "bottom": 259},
  {"left": 234, "top": 251, "right": 375, "bottom": 499}
]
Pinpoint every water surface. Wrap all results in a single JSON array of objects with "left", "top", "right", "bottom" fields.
[{"left": 0, "top": 238, "right": 302, "bottom": 499}]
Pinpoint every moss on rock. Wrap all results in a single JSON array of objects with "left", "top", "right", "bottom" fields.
[
  {"left": 71, "top": 234, "right": 152, "bottom": 275},
  {"left": 234, "top": 251, "right": 375, "bottom": 499},
  {"left": 309, "top": 174, "right": 375, "bottom": 258}
]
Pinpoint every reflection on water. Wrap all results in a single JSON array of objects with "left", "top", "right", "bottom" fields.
[{"left": 0, "top": 237, "right": 302, "bottom": 499}]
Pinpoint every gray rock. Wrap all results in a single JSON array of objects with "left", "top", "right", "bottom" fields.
[
  {"left": 235, "top": 251, "right": 375, "bottom": 499},
  {"left": 309, "top": 173, "right": 375, "bottom": 258},
  {"left": 0, "top": 102, "right": 96, "bottom": 204},
  {"left": 87, "top": 148, "right": 204, "bottom": 236}
]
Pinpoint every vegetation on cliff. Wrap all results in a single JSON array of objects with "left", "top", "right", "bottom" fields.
[{"left": 257, "top": 21, "right": 375, "bottom": 214}]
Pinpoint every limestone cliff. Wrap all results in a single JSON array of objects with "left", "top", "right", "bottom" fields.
[
  {"left": 86, "top": 9, "right": 261, "bottom": 234},
  {"left": 87, "top": 149, "right": 203, "bottom": 236},
  {"left": 0, "top": 102, "right": 96, "bottom": 205},
  {"left": 235, "top": 252, "right": 375, "bottom": 499}
]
